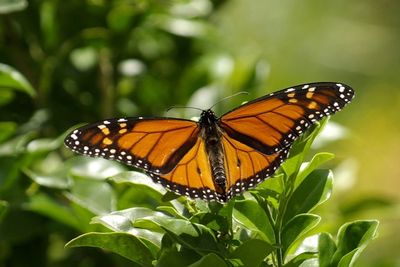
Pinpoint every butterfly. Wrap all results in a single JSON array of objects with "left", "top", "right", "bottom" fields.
[{"left": 64, "top": 82, "right": 354, "bottom": 202}]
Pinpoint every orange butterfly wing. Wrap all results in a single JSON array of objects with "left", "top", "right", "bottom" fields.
[
  {"left": 147, "top": 138, "right": 225, "bottom": 201},
  {"left": 65, "top": 118, "right": 199, "bottom": 174},
  {"left": 220, "top": 82, "right": 354, "bottom": 155},
  {"left": 147, "top": 134, "right": 290, "bottom": 202},
  {"left": 221, "top": 134, "right": 290, "bottom": 200}
]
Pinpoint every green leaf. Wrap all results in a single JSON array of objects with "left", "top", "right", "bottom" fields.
[
  {"left": 337, "top": 249, "right": 360, "bottom": 267},
  {"left": 0, "top": 0, "right": 27, "bottom": 13},
  {"left": 66, "top": 232, "right": 154, "bottom": 266},
  {"left": 318, "top": 233, "right": 337, "bottom": 267},
  {"left": 0, "top": 63, "right": 35, "bottom": 97},
  {"left": 0, "top": 131, "right": 35, "bottom": 156},
  {"left": 282, "top": 119, "right": 329, "bottom": 178},
  {"left": 66, "top": 176, "right": 115, "bottom": 215},
  {"left": 193, "top": 201, "right": 234, "bottom": 234},
  {"left": 229, "top": 239, "right": 273, "bottom": 267},
  {"left": 68, "top": 157, "right": 126, "bottom": 181},
  {"left": 24, "top": 167, "right": 71, "bottom": 189},
  {"left": 331, "top": 220, "right": 379, "bottom": 267},
  {"left": 26, "top": 135, "right": 64, "bottom": 154},
  {"left": 253, "top": 173, "right": 284, "bottom": 208},
  {"left": 110, "top": 171, "right": 185, "bottom": 210},
  {"left": 154, "top": 15, "right": 211, "bottom": 37},
  {"left": 284, "top": 169, "right": 333, "bottom": 222},
  {"left": 282, "top": 214, "right": 320, "bottom": 256},
  {"left": 233, "top": 199, "right": 275, "bottom": 244},
  {"left": 188, "top": 253, "right": 228, "bottom": 267},
  {"left": 157, "top": 206, "right": 186, "bottom": 219},
  {"left": 92, "top": 207, "right": 165, "bottom": 248},
  {"left": 295, "top": 152, "right": 334, "bottom": 188},
  {"left": 135, "top": 216, "right": 220, "bottom": 254},
  {"left": 284, "top": 252, "right": 317, "bottom": 267},
  {"left": 109, "top": 171, "right": 165, "bottom": 192}
]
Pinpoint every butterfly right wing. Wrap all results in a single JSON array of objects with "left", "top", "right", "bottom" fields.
[
  {"left": 64, "top": 117, "right": 199, "bottom": 174},
  {"left": 221, "top": 133, "right": 290, "bottom": 200},
  {"left": 220, "top": 82, "right": 354, "bottom": 155}
]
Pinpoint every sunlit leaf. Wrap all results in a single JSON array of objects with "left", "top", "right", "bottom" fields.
[
  {"left": 68, "top": 156, "right": 126, "bottom": 180},
  {"left": 110, "top": 171, "right": 186, "bottom": 212},
  {"left": 135, "top": 216, "right": 220, "bottom": 253},
  {"left": 153, "top": 15, "right": 211, "bottom": 37},
  {"left": 295, "top": 152, "right": 334, "bottom": 188},
  {"left": 0, "top": 63, "right": 35, "bottom": 96},
  {"left": 0, "top": 0, "right": 27, "bottom": 13},
  {"left": 284, "top": 169, "right": 333, "bottom": 222},
  {"left": 66, "top": 232, "right": 154, "bottom": 266},
  {"left": 66, "top": 177, "right": 115, "bottom": 215},
  {"left": 24, "top": 168, "right": 71, "bottom": 189},
  {"left": 0, "top": 131, "right": 35, "bottom": 156},
  {"left": 282, "top": 119, "right": 329, "bottom": 178},
  {"left": 318, "top": 232, "right": 337, "bottom": 267},
  {"left": 109, "top": 171, "right": 166, "bottom": 194},
  {"left": 233, "top": 199, "right": 275, "bottom": 244},
  {"left": 229, "top": 239, "right": 273, "bottom": 267},
  {"left": 331, "top": 220, "right": 379, "bottom": 266},
  {"left": 157, "top": 206, "right": 186, "bottom": 219},
  {"left": 284, "top": 252, "right": 317, "bottom": 267},
  {"left": 282, "top": 214, "right": 320, "bottom": 256},
  {"left": 92, "top": 207, "right": 165, "bottom": 249}
]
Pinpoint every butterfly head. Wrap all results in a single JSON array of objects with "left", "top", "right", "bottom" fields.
[{"left": 199, "top": 109, "right": 218, "bottom": 126}]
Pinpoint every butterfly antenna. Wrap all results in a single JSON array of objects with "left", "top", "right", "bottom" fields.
[
  {"left": 166, "top": 106, "right": 204, "bottom": 113},
  {"left": 209, "top": 91, "right": 249, "bottom": 110}
]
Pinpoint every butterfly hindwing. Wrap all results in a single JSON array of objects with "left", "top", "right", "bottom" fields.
[
  {"left": 221, "top": 133, "right": 290, "bottom": 200},
  {"left": 146, "top": 138, "right": 225, "bottom": 201},
  {"left": 64, "top": 117, "right": 199, "bottom": 174},
  {"left": 219, "top": 82, "right": 354, "bottom": 155}
]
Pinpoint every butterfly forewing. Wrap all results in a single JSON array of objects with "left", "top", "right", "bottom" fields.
[
  {"left": 64, "top": 118, "right": 199, "bottom": 174},
  {"left": 220, "top": 82, "right": 354, "bottom": 155}
]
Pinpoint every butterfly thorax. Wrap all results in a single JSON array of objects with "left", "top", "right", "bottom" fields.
[{"left": 199, "top": 110, "right": 227, "bottom": 194}]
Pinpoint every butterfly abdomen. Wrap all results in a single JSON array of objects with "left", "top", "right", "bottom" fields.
[{"left": 199, "top": 110, "right": 227, "bottom": 196}]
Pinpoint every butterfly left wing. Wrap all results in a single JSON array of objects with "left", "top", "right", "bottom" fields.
[
  {"left": 221, "top": 133, "right": 290, "bottom": 200},
  {"left": 64, "top": 117, "right": 199, "bottom": 174},
  {"left": 219, "top": 82, "right": 354, "bottom": 155}
]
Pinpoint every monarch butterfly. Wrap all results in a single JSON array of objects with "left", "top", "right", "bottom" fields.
[{"left": 65, "top": 82, "right": 354, "bottom": 202}]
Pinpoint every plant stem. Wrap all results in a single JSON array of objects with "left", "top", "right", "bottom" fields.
[{"left": 274, "top": 172, "right": 297, "bottom": 267}]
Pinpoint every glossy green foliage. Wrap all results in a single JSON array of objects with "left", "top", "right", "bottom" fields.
[
  {"left": 0, "top": 60, "right": 378, "bottom": 265},
  {"left": 0, "top": 1, "right": 380, "bottom": 266}
]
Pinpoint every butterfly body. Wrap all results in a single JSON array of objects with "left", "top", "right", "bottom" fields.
[
  {"left": 199, "top": 109, "right": 227, "bottom": 194},
  {"left": 65, "top": 82, "right": 354, "bottom": 202}
]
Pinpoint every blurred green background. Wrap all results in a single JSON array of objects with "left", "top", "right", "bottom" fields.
[{"left": 0, "top": 0, "right": 399, "bottom": 266}]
